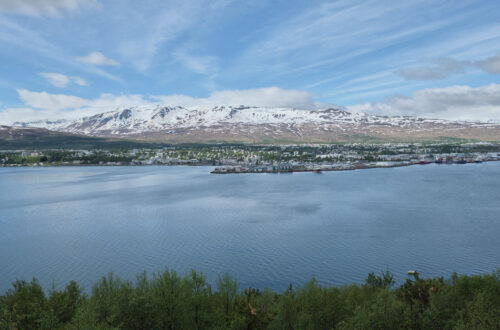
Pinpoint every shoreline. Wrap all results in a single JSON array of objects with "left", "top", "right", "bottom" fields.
[
  {"left": 210, "top": 159, "right": 497, "bottom": 174},
  {"left": 211, "top": 162, "right": 412, "bottom": 174},
  {"left": 2, "top": 159, "right": 497, "bottom": 173}
]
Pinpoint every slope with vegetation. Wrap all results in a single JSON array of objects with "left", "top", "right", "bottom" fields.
[{"left": 0, "top": 125, "right": 163, "bottom": 150}]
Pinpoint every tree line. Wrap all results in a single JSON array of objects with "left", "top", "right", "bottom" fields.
[{"left": 0, "top": 269, "right": 498, "bottom": 329}]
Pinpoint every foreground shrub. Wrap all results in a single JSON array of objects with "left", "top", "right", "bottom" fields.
[{"left": 1, "top": 269, "right": 499, "bottom": 329}]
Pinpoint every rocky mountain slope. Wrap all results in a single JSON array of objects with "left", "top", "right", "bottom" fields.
[{"left": 12, "top": 105, "right": 500, "bottom": 143}]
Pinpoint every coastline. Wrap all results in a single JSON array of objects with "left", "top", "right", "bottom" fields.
[
  {"left": 2, "top": 159, "right": 498, "bottom": 173},
  {"left": 210, "top": 159, "right": 497, "bottom": 174}
]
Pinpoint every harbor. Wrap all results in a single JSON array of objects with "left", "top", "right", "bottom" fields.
[{"left": 210, "top": 155, "right": 493, "bottom": 174}]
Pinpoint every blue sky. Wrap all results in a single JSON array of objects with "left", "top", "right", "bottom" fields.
[{"left": 1, "top": 0, "right": 500, "bottom": 123}]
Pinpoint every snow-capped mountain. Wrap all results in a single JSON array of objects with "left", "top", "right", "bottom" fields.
[
  {"left": 12, "top": 105, "right": 500, "bottom": 142},
  {"left": 12, "top": 119, "right": 70, "bottom": 131}
]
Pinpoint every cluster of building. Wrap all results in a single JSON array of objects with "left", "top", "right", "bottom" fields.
[
  {"left": 211, "top": 151, "right": 500, "bottom": 174},
  {"left": 1, "top": 143, "right": 500, "bottom": 170}
]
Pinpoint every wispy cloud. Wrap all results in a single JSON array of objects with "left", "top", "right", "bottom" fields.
[
  {"left": 236, "top": 1, "right": 472, "bottom": 77},
  {"left": 0, "top": 0, "right": 99, "bottom": 17},
  {"left": 111, "top": 0, "right": 233, "bottom": 72},
  {"left": 39, "top": 72, "right": 87, "bottom": 88},
  {"left": 75, "top": 51, "right": 119, "bottom": 66},
  {"left": 1, "top": 0, "right": 500, "bottom": 123},
  {"left": 0, "top": 17, "right": 122, "bottom": 83},
  {"left": 228, "top": 0, "right": 500, "bottom": 107},
  {"left": 172, "top": 51, "right": 219, "bottom": 76}
]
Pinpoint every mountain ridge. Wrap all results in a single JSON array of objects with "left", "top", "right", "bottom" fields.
[{"left": 11, "top": 105, "right": 500, "bottom": 143}]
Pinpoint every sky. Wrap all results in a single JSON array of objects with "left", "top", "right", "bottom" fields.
[{"left": 1, "top": 0, "right": 500, "bottom": 124}]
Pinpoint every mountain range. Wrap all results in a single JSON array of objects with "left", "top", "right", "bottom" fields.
[{"left": 11, "top": 105, "right": 500, "bottom": 143}]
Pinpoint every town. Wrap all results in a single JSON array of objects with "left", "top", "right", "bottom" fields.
[{"left": 1, "top": 142, "right": 500, "bottom": 173}]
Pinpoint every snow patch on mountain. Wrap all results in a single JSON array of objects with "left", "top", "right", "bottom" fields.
[{"left": 12, "top": 105, "right": 497, "bottom": 137}]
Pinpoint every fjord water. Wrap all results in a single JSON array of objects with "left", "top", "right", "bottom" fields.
[{"left": 0, "top": 163, "right": 499, "bottom": 292}]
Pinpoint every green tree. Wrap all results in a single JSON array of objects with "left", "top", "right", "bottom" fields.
[
  {"left": 183, "top": 270, "right": 212, "bottom": 329},
  {"left": 0, "top": 279, "right": 47, "bottom": 329},
  {"left": 151, "top": 269, "right": 186, "bottom": 329},
  {"left": 365, "top": 270, "right": 395, "bottom": 290},
  {"left": 215, "top": 273, "right": 238, "bottom": 327}
]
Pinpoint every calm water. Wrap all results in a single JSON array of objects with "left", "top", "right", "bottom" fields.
[{"left": 1, "top": 163, "right": 499, "bottom": 292}]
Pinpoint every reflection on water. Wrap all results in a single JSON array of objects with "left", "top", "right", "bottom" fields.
[{"left": 1, "top": 163, "right": 499, "bottom": 292}]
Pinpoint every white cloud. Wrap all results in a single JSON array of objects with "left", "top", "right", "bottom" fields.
[
  {"left": 153, "top": 87, "right": 316, "bottom": 109},
  {"left": 17, "top": 89, "right": 151, "bottom": 111},
  {"left": 0, "top": 87, "right": 317, "bottom": 124},
  {"left": 475, "top": 53, "right": 500, "bottom": 74},
  {"left": 1, "top": 90, "right": 153, "bottom": 124},
  {"left": 75, "top": 51, "right": 119, "bottom": 66},
  {"left": 5, "top": 85, "right": 500, "bottom": 125},
  {"left": 40, "top": 72, "right": 70, "bottom": 87},
  {"left": 72, "top": 76, "right": 88, "bottom": 86},
  {"left": 18, "top": 86, "right": 315, "bottom": 111},
  {"left": 39, "top": 72, "right": 88, "bottom": 87},
  {"left": 0, "top": 107, "right": 71, "bottom": 124},
  {"left": 396, "top": 58, "right": 467, "bottom": 80},
  {"left": 396, "top": 52, "right": 500, "bottom": 81},
  {"left": 0, "top": 0, "right": 98, "bottom": 17},
  {"left": 348, "top": 84, "right": 500, "bottom": 122},
  {"left": 18, "top": 89, "right": 88, "bottom": 110},
  {"left": 86, "top": 93, "right": 152, "bottom": 109}
]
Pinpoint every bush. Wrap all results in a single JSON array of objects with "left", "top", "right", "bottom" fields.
[{"left": 1, "top": 269, "right": 499, "bottom": 329}]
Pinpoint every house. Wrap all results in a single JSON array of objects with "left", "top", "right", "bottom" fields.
[{"left": 278, "top": 162, "right": 293, "bottom": 171}]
